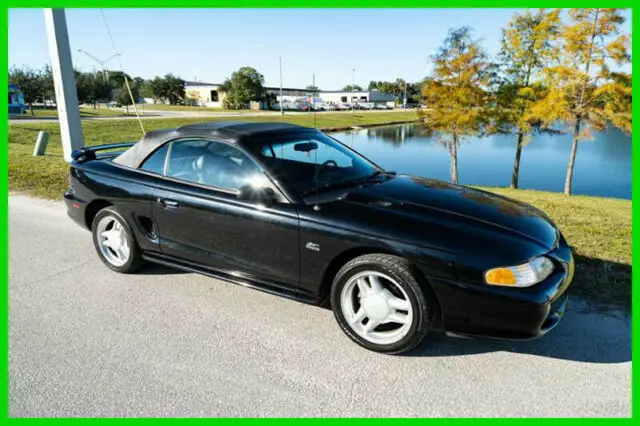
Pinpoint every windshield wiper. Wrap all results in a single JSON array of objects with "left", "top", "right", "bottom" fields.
[{"left": 301, "top": 170, "right": 393, "bottom": 198}]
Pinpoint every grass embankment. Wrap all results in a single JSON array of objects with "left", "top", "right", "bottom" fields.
[
  {"left": 8, "top": 112, "right": 630, "bottom": 312},
  {"left": 475, "top": 187, "right": 631, "bottom": 313}
]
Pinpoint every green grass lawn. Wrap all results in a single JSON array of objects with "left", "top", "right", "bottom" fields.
[
  {"left": 8, "top": 112, "right": 630, "bottom": 312},
  {"left": 11, "top": 107, "right": 133, "bottom": 118},
  {"left": 137, "top": 103, "right": 229, "bottom": 112}
]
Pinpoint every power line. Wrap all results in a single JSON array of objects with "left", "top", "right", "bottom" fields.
[{"left": 99, "top": 8, "right": 146, "bottom": 135}]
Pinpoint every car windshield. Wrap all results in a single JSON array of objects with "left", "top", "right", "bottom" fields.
[{"left": 251, "top": 131, "right": 383, "bottom": 198}]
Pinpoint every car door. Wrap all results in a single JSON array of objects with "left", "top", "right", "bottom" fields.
[{"left": 142, "top": 138, "right": 300, "bottom": 290}]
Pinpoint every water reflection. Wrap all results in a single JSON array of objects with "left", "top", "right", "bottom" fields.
[
  {"left": 334, "top": 123, "right": 631, "bottom": 199},
  {"left": 365, "top": 125, "right": 418, "bottom": 147}
]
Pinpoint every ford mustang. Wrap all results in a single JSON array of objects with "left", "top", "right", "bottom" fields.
[{"left": 64, "top": 121, "right": 574, "bottom": 354}]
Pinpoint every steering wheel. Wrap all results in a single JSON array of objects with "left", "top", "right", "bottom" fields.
[{"left": 315, "top": 160, "right": 338, "bottom": 180}]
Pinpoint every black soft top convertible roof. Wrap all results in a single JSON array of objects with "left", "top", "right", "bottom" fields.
[{"left": 113, "top": 121, "right": 312, "bottom": 168}]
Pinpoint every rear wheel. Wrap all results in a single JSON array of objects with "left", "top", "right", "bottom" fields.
[
  {"left": 91, "top": 206, "right": 143, "bottom": 273},
  {"left": 331, "top": 254, "right": 431, "bottom": 354}
]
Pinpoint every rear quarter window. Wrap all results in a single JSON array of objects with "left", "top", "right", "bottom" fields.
[{"left": 140, "top": 144, "right": 169, "bottom": 174}]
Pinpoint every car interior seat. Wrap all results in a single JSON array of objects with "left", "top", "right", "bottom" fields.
[{"left": 192, "top": 153, "right": 249, "bottom": 190}]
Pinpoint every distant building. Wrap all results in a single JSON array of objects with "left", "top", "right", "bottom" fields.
[
  {"left": 184, "top": 81, "right": 315, "bottom": 108},
  {"left": 183, "top": 81, "right": 395, "bottom": 109},
  {"left": 184, "top": 81, "right": 224, "bottom": 107},
  {"left": 8, "top": 83, "right": 25, "bottom": 114},
  {"left": 319, "top": 89, "right": 395, "bottom": 106}
]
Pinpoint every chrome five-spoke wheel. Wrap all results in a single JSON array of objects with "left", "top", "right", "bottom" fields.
[
  {"left": 340, "top": 271, "right": 413, "bottom": 345},
  {"left": 91, "top": 206, "right": 143, "bottom": 273},
  {"left": 331, "top": 253, "right": 431, "bottom": 354},
  {"left": 96, "top": 216, "right": 130, "bottom": 267}
]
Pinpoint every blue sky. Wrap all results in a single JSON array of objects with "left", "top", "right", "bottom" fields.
[{"left": 8, "top": 8, "right": 632, "bottom": 90}]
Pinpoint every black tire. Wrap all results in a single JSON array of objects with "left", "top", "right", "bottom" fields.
[
  {"left": 330, "top": 254, "right": 431, "bottom": 355},
  {"left": 91, "top": 206, "right": 144, "bottom": 274}
]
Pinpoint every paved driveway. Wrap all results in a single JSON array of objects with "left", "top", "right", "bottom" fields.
[{"left": 8, "top": 195, "right": 631, "bottom": 417}]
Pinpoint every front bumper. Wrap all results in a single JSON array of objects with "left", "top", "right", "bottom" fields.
[{"left": 431, "top": 240, "right": 575, "bottom": 340}]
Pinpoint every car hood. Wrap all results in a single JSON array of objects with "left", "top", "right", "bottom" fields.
[{"left": 342, "top": 174, "right": 559, "bottom": 249}]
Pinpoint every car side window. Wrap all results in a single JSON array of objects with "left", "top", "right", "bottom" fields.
[
  {"left": 163, "top": 139, "right": 263, "bottom": 191},
  {"left": 140, "top": 144, "right": 169, "bottom": 174}
]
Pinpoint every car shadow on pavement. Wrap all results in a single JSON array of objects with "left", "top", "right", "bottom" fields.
[{"left": 406, "top": 300, "right": 631, "bottom": 364}]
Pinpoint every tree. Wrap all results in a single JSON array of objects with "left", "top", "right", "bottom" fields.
[
  {"left": 530, "top": 8, "right": 631, "bottom": 194},
  {"left": 8, "top": 66, "right": 43, "bottom": 115},
  {"left": 494, "top": 8, "right": 561, "bottom": 189},
  {"left": 76, "top": 73, "right": 112, "bottom": 108},
  {"left": 406, "top": 82, "right": 423, "bottom": 104},
  {"left": 220, "top": 67, "right": 264, "bottom": 110},
  {"left": 368, "top": 79, "right": 421, "bottom": 104},
  {"left": 138, "top": 79, "right": 154, "bottom": 100},
  {"left": 420, "top": 27, "right": 491, "bottom": 184},
  {"left": 368, "top": 80, "right": 382, "bottom": 90},
  {"left": 149, "top": 74, "right": 185, "bottom": 105},
  {"left": 149, "top": 77, "right": 168, "bottom": 104},
  {"left": 115, "top": 83, "right": 139, "bottom": 113},
  {"left": 40, "top": 64, "right": 55, "bottom": 107},
  {"left": 105, "top": 70, "right": 131, "bottom": 88},
  {"left": 163, "top": 74, "right": 185, "bottom": 105},
  {"left": 342, "top": 84, "right": 362, "bottom": 92}
]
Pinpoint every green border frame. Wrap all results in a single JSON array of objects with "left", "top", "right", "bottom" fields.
[{"left": 3, "top": 2, "right": 636, "bottom": 421}]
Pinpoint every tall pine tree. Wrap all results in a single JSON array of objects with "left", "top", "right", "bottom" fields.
[
  {"left": 530, "top": 8, "right": 631, "bottom": 195},
  {"left": 421, "top": 27, "right": 490, "bottom": 184}
]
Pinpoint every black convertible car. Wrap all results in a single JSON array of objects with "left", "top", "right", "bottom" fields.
[{"left": 64, "top": 122, "right": 574, "bottom": 354}]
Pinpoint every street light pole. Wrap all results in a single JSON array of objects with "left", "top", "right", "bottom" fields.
[
  {"left": 259, "top": 45, "right": 284, "bottom": 115},
  {"left": 352, "top": 68, "right": 355, "bottom": 116},
  {"left": 279, "top": 55, "right": 284, "bottom": 116},
  {"left": 77, "top": 49, "right": 121, "bottom": 82},
  {"left": 403, "top": 81, "right": 407, "bottom": 110}
]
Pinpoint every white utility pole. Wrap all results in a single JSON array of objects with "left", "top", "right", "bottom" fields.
[
  {"left": 44, "top": 8, "right": 83, "bottom": 163},
  {"left": 279, "top": 55, "right": 284, "bottom": 115},
  {"left": 351, "top": 68, "right": 356, "bottom": 116},
  {"left": 403, "top": 81, "right": 407, "bottom": 110}
]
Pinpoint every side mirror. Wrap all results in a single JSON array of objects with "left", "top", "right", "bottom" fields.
[{"left": 237, "top": 184, "right": 277, "bottom": 207}]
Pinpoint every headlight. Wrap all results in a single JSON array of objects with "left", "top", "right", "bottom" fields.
[{"left": 484, "top": 256, "right": 554, "bottom": 287}]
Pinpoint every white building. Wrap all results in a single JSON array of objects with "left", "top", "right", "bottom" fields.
[
  {"left": 183, "top": 81, "right": 396, "bottom": 109},
  {"left": 184, "top": 81, "right": 224, "bottom": 108},
  {"left": 319, "top": 89, "right": 395, "bottom": 106}
]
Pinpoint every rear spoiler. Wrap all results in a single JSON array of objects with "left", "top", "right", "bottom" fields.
[{"left": 71, "top": 142, "right": 136, "bottom": 162}]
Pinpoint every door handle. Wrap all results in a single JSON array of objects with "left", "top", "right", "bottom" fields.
[{"left": 159, "top": 198, "right": 179, "bottom": 209}]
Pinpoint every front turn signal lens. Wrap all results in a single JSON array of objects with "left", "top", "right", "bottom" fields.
[
  {"left": 485, "top": 268, "right": 517, "bottom": 285},
  {"left": 485, "top": 256, "right": 554, "bottom": 288}
]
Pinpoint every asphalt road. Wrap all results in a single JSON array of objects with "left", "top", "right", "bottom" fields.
[{"left": 9, "top": 194, "right": 631, "bottom": 417}]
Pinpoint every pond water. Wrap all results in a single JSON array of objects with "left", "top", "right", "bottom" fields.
[{"left": 330, "top": 123, "right": 632, "bottom": 199}]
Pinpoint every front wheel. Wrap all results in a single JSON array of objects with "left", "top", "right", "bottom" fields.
[
  {"left": 91, "top": 206, "right": 144, "bottom": 273},
  {"left": 331, "top": 254, "right": 431, "bottom": 355}
]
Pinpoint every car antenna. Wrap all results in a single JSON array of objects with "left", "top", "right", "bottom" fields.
[
  {"left": 312, "top": 74, "right": 317, "bottom": 129},
  {"left": 313, "top": 139, "right": 320, "bottom": 208}
]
